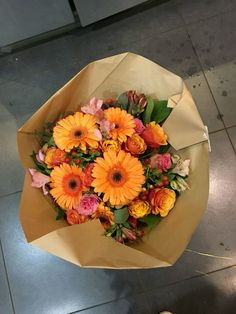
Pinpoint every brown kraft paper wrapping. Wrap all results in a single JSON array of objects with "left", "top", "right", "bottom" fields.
[{"left": 17, "top": 52, "right": 209, "bottom": 269}]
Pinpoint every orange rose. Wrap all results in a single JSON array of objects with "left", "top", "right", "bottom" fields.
[
  {"left": 125, "top": 134, "right": 147, "bottom": 155},
  {"left": 141, "top": 122, "right": 167, "bottom": 148},
  {"left": 149, "top": 188, "right": 176, "bottom": 217},
  {"left": 45, "top": 147, "right": 66, "bottom": 168},
  {"left": 101, "top": 140, "right": 121, "bottom": 153},
  {"left": 128, "top": 199, "right": 150, "bottom": 218},
  {"left": 66, "top": 209, "right": 88, "bottom": 225}
]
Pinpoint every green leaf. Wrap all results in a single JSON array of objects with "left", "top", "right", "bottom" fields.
[
  {"left": 151, "top": 100, "right": 172, "bottom": 124},
  {"left": 158, "top": 144, "right": 171, "bottom": 153},
  {"left": 105, "top": 224, "right": 117, "bottom": 237},
  {"left": 114, "top": 207, "right": 129, "bottom": 224},
  {"left": 139, "top": 214, "right": 161, "bottom": 229},
  {"left": 56, "top": 207, "right": 65, "bottom": 220},
  {"left": 143, "top": 96, "right": 154, "bottom": 124},
  {"left": 167, "top": 173, "right": 176, "bottom": 181},
  {"left": 117, "top": 92, "right": 129, "bottom": 110}
]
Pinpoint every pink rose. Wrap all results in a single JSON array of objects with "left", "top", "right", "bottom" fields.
[
  {"left": 29, "top": 168, "right": 50, "bottom": 195},
  {"left": 150, "top": 153, "right": 172, "bottom": 171},
  {"left": 81, "top": 97, "right": 103, "bottom": 115},
  {"left": 134, "top": 118, "right": 145, "bottom": 134},
  {"left": 76, "top": 194, "right": 99, "bottom": 215}
]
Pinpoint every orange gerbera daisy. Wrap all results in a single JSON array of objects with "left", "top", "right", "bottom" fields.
[
  {"left": 53, "top": 112, "right": 101, "bottom": 152},
  {"left": 105, "top": 107, "right": 135, "bottom": 142},
  {"left": 92, "top": 150, "right": 145, "bottom": 206},
  {"left": 50, "top": 163, "right": 87, "bottom": 210}
]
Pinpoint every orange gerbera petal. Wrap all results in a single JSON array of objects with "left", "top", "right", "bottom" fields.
[
  {"left": 53, "top": 112, "right": 101, "bottom": 152},
  {"left": 105, "top": 107, "right": 135, "bottom": 142},
  {"left": 50, "top": 163, "right": 88, "bottom": 210},
  {"left": 92, "top": 150, "right": 145, "bottom": 206}
]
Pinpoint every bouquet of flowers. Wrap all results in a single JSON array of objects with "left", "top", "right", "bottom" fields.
[
  {"left": 18, "top": 53, "right": 209, "bottom": 268},
  {"left": 29, "top": 91, "right": 190, "bottom": 244}
]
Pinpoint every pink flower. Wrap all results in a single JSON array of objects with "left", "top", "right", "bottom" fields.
[
  {"left": 94, "top": 128, "right": 102, "bottom": 141},
  {"left": 36, "top": 149, "right": 45, "bottom": 163},
  {"left": 150, "top": 153, "right": 172, "bottom": 171},
  {"left": 29, "top": 168, "right": 50, "bottom": 195},
  {"left": 76, "top": 194, "right": 99, "bottom": 215},
  {"left": 99, "top": 119, "right": 115, "bottom": 137},
  {"left": 81, "top": 97, "right": 103, "bottom": 115},
  {"left": 134, "top": 118, "right": 145, "bottom": 134}
]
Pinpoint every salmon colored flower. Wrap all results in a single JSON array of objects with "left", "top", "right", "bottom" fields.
[
  {"left": 53, "top": 112, "right": 101, "bottom": 152},
  {"left": 125, "top": 134, "right": 147, "bottom": 155},
  {"left": 66, "top": 209, "right": 88, "bottom": 225},
  {"left": 134, "top": 118, "right": 145, "bottom": 134},
  {"left": 150, "top": 153, "right": 172, "bottom": 171},
  {"left": 81, "top": 97, "right": 103, "bottom": 115},
  {"left": 29, "top": 169, "right": 50, "bottom": 195},
  {"left": 76, "top": 194, "right": 99, "bottom": 215},
  {"left": 92, "top": 202, "right": 114, "bottom": 230},
  {"left": 128, "top": 199, "right": 150, "bottom": 219},
  {"left": 36, "top": 149, "right": 45, "bottom": 163},
  {"left": 149, "top": 188, "right": 176, "bottom": 217},
  {"left": 141, "top": 122, "right": 167, "bottom": 148},
  {"left": 92, "top": 150, "right": 145, "bottom": 206},
  {"left": 101, "top": 140, "right": 121, "bottom": 153},
  {"left": 83, "top": 163, "right": 94, "bottom": 187},
  {"left": 50, "top": 163, "right": 88, "bottom": 210},
  {"left": 105, "top": 107, "right": 135, "bottom": 142},
  {"left": 44, "top": 147, "right": 67, "bottom": 168}
]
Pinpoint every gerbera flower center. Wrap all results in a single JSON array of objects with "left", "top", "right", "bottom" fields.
[
  {"left": 112, "top": 171, "right": 122, "bottom": 182},
  {"left": 108, "top": 165, "right": 127, "bottom": 187},
  {"left": 62, "top": 174, "right": 83, "bottom": 196},
  {"left": 68, "top": 179, "right": 77, "bottom": 189},
  {"left": 74, "top": 129, "right": 83, "bottom": 138}
]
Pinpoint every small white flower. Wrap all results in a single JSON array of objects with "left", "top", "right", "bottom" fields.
[{"left": 172, "top": 159, "right": 190, "bottom": 177}]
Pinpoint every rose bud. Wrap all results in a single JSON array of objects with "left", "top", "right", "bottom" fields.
[
  {"left": 125, "top": 134, "right": 147, "bottom": 155},
  {"left": 140, "top": 122, "right": 167, "bottom": 149},
  {"left": 149, "top": 188, "right": 176, "bottom": 217}
]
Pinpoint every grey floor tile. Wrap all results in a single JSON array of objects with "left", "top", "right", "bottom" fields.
[
  {"left": 75, "top": 0, "right": 183, "bottom": 53},
  {"left": 0, "top": 241, "right": 14, "bottom": 314},
  {"left": 176, "top": 0, "right": 236, "bottom": 24},
  {"left": 204, "top": 61, "right": 236, "bottom": 127},
  {"left": 0, "top": 103, "right": 24, "bottom": 196},
  {"left": 110, "top": 27, "right": 202, "bottom": 79},
  {"left": 0, "top": 193, "right": 143, "bottom": 314},
  {"left": 188, "top": 10, "right": 236, "bottom": 70},
  {"left": 139, "top": 130, "right": 236, "bottom": 290},
  {"left": 184, "top": 73, "right": 224, "bottom": 132},
  {"left": 147, "top": 266, "right": 236, "bottom": 314},
  {"left": 228, "top": 126, "right": 236, "bottom": 151},
  {"left": 77, "top": 293, "right": 150, "bottom": 314}
]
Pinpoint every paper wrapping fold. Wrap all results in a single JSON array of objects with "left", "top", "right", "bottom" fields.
[{"left": 17, "top": 52, "right": 209, "bottom": 269}]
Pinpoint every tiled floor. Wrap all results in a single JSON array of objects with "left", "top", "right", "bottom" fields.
[{"left": 0, "top": 0, "right": 236, "bottom": 313}]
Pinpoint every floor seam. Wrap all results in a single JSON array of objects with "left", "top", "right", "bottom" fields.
[
  {"left": 0, "top": 239, "right": 16, "bottom": 314},
  {"left": 0, "top": 190, "right": 22, "bottom": 199},
  {"left": 67, "top": 263, "right": 236, "bottom": 313},
  {"left": 174, "top": 3, "right": 236, "bottom": 154}
]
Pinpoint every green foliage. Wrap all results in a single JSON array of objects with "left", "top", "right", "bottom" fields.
[
  {"left": 55, "top": 206, "right": 65, "bottom": 220},
  {"left": 158, "top": 144, "right": 171, "bottom": 153},
  {"left": 143, "top": 96, "right": 154, "bottom": 124},
  {"left": 30, "top": 151, "right": 51, "bottom": 175},
  {"left": 139, "top": 214, "right": 161, "bottom": 229},
  {"left": 114, "top": 207, "right": 129, "bottom": 224},
  {"left": 117, "top": 92, "right": 129, "bottom": 110},
  {"left": 151, "top": 100, "right": 172, "bottom": 124}
]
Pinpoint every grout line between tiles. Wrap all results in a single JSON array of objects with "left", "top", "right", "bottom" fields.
[
  {"left": 175, "top": 4, "right": 236, "bottom": 154},
  {"left": 0, "top": 190, "right": 22, "bottom": 199},
  {"left": 69, "top": 263, "right": 236, "bottom": 313},
  {"left": 0, "top": 239, "right": 16, "bottom": 314}
]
